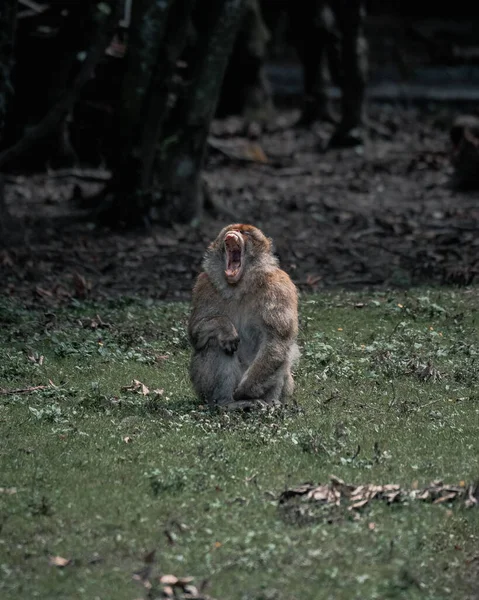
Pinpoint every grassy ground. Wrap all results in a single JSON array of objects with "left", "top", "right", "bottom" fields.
[{"left": 0, "top": 289, "right": 478, "bottom": 600}]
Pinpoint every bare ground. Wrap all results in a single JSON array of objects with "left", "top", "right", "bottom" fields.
[{"left": 1, "top": 103, "right": 478, "bottom": 306}]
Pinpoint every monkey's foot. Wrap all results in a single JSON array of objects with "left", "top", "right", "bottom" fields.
[{"left": 220, "top": 399, "right": 268, "bottom": 412}]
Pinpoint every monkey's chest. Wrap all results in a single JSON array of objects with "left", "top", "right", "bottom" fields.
[{"left": 236, "top": 321, "right": 262, "bottom": 365}]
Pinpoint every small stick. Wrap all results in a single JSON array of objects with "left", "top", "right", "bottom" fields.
[{"left": 0, "top": 384, "right": 54, "bottom": 395}]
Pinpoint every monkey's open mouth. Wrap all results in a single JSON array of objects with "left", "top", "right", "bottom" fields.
[{"left": 224, "top": 231, "right": 244, "bottom": 283}]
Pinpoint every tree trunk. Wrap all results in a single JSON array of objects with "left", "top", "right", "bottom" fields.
[
  {"left": 156, "top": 0, "right": 245, "bottom": 224},
  {"left": 217, "top": 0, "right": 274, "bottom": 122},
  {"left": 38, "top": 1, "right": 98, "bottom": 168},
  {"left": 102, "top": 0, "right": 197, "bottom": 226},
  {"left": 0, "top": 0, "right": 121, "bottom": 171},
  {"left": 0, "top": 0, "right": 16, "bottom": 140},
  {"left": 0, "top": 0, "right": 16, "bottom": 242},
  {"left": 450, "top": 115, "right": 479, "bottom": 189},
  {"left": 102, "top": 0, "right": 245, "bottom": 227}
]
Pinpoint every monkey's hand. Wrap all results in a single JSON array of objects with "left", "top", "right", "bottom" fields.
[
  {"left": 190, "top": 315, "right": 239, "bottom": 353},
  {"left": 218, "top": 330, "right": 240, "bottom": 355}
]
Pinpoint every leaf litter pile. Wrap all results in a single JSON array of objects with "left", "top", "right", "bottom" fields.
[
  {"left": 132, "top": 550, "right": 215, "bottom": 600},
  {"left": 280, "top": 475, "right": 479, "bottom": 512},
  {"left": 49, "top": 548, "right": 216, "bottom": 599},
  {"left": 2, "top": 104, "right": 479, "bottom": 305}
]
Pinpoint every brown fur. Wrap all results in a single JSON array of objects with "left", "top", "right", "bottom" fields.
[{"left": 188, "top": 224, "right": 299, "bottom": 409}]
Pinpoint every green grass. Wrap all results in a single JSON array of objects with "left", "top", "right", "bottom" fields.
[{"left": 0, "top": 289, "right": 478, "bottom": 600}]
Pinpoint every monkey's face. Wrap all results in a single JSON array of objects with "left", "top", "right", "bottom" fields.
[{"left": 215, "top": 224, "right": 272, "bottom": 284}]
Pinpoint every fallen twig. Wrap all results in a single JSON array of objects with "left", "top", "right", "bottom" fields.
[{"left": 0, "top": 383, "right": 56, "bottom": 395}]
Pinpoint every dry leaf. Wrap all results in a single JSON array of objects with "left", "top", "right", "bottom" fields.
[
  {"left": 466, "top": 484, "right": 479, "bottom": 508},
  {"left": 132, "top": 567, "right": 152, "bottom": 589},
  {"left": 84, "top": 315, "right": 110, "bottom": 329},
  {"left": 123, "top": 436, "right": 133, "bottom": 444},
  {"left": 35, "top": 286, "right": 53, "bottom": 298},
  {"left": 0, "top": 487, "right": 17, "bottom": 495},
  {"left": 73, "top": 273, "right": 91, "bottom": 298},
  {"left": 306, "top": 274, "right": 322, "bottom": 286},
  {"left": 132, "top": 549, "right": 155, "bottom": 588},
  {"left": 185, "top": 584, "right": 201, "bottom": 596},
  {"left": 244, "top": 142, "right": 268, "bottom": 163},
  {"left": 433, "top": 492, "right": 458, "bottom": 504},
  {"left": 139, "top": 382, "right": 149, "bottom": 395},
  {"left": 160, "top": 575, "right": 179, "bottom": 585},
  {"left": 27, "top": 353, "right": 44, "bottom": 365},
  {"left": 122, "top": 379, "right": 150, "bottom": 395},
  {"left": 350, "top": 499, "right": 369, "bottom": 510},
  {"left": 207, "top": 137, "right": 268, "bottom": 164},
  {"left": 49, "top": 555, "right": 71, "bottom": 567}
]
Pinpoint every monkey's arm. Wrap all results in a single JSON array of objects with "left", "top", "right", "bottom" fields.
[
  {"left": 188, "top": 273, "right": 239, "bottom": 354},
  {"left": 233, "top": 271, "right": 298, "bottom": 400}
]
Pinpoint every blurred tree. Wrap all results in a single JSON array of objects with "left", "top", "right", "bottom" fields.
[
  {"left": 100, "top": 0, "right": 245, "bottom": 227},
  {"left": 217, "top": 0, "right": 274, "bottom": 122},
  {"left": 0, "top": 0, "right": 121, "bottom": 172},
  {"left": 0, "top": 0, "right": 17, "bottom": 241},
  {"left": 0, "top": 1, "right": 121, "bottom": 243},
  {"left": 0, "top": 0, "right": 16, "bottom": 140},
  {"left": 283, "top": 0, "right": 368, "bottom": 146},
  {"left": 4, "top": 2, "right": 98, "bottom": 169},
  {"left": 0, "top": 0, "right": 245, "bottom": 230}
]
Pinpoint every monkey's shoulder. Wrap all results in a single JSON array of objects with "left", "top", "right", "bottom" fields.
[
  {"left": 196, "top": 272, "right": 210, "bottom": 284},
  {"left": 261, "top": 268, "right": 297, "bottom": 299},
  {"left": 192, "top": 272, "right": 216, "bottom": 295},
  {"left": 253, "top": 268, "right": 298, "bottom": 336}
]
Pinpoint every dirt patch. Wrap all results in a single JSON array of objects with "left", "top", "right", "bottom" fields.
[{"left": 1, "top": 104, "right": 478, "bottom": 306}]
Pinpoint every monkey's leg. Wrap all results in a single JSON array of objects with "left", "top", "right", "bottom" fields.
[
  {"left": 190, "top": 348, "right": 243, "bottom": 407},
  {"left": 259, "top": 364, "right": 292, "bottom": 406},
  {"left": 278, "top": 342, "right": 299, "bottom": 403},
  {"left": 242, "top": 341, "right": 299, "bottom": 407},
  {"left": 228, "top": 364, "right": 286, "bottom": 408},
  {"left": 261, "top": 352, "right": 297, "bottom": 406}
]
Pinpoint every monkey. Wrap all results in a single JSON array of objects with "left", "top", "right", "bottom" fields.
[{"left": 188, "top": 224, "right": 299, "bottom": 410}]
